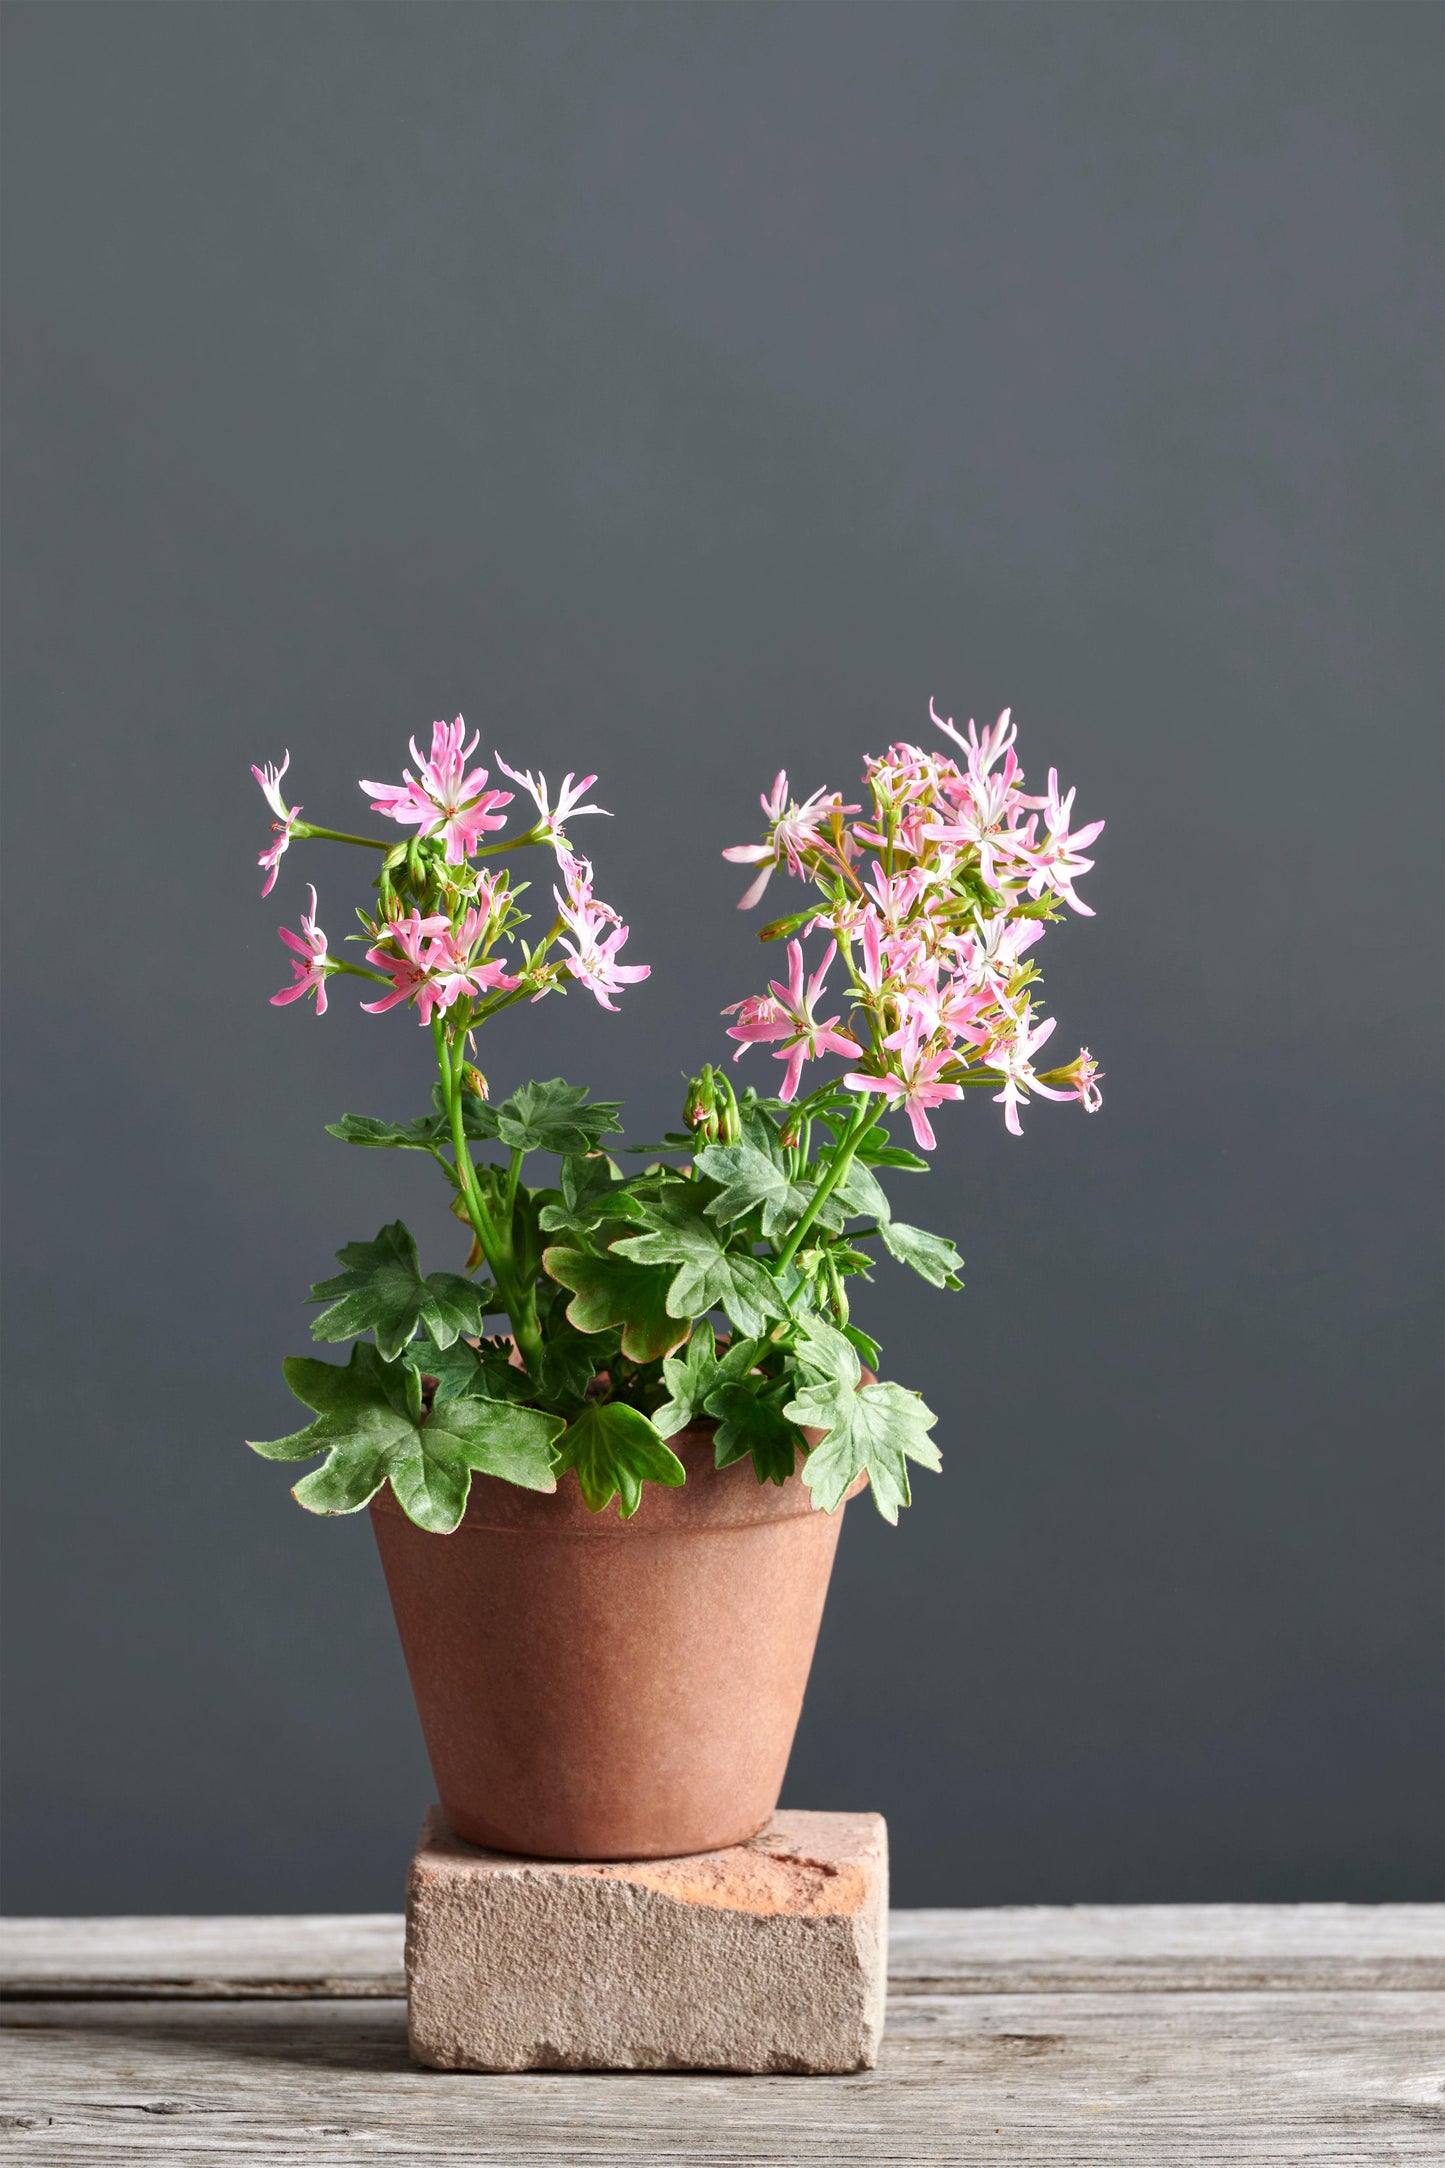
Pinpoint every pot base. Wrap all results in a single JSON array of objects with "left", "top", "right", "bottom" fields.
[{"left": 406, "top": 1803, "right": 889, "bottom": 2072}]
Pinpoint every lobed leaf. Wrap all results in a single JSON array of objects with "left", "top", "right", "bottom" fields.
[
  {"left": 247, "top": 1341, "right": 563, "bottom": 1533},
  {"left": 492, "top": 1079, "right": 623, "bottom": 1157},
  {"left": 308, "top": 1220, "right": 490, "bottom": 1361},
  {"left": 784, "top": 1317, "right": 940, "bottom": 1524},
  {"left": 611, "top": 1189, "right": 786, "bottom": 1336},
  {"left": 695, "top": 1141, "right": 811, "bottom": 1239},
  {"left": 880, "top": 1220, "right": 964, "bottom": 1289},
  {"left": 541, "top": 1244, "right": 689, "bottom": 1363},
  {"left": 555, "top": 1400, "right": 686, "bottom": 1519}
]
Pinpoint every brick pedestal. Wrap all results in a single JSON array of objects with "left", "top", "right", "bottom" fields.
[{"left": 405, "top": 1805, "right": 888, "bottom": 2073}]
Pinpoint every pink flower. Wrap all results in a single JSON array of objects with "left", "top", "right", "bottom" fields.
[
  {"left": 1024, "top": 768, "right": 1104, "bottom": 916},
  {"left": 360, "top": 718, "right": 513, "bottom": 865},
  {"left": 845, "top": 1014, "right": 963, "bottom": 1151},
  {"left": 724, "top": 939, "right": 862, "bottom": 1101},
  {"left": 252, "top": 752, "right": 300, "bottom": 897},
  {"left": 947, "top": 911, "right": 1046, "bottom": 997},
  {"left": 930, "top": 699, "right": 1017, "bottom": 782},
  {"left": 723, "top": 771, "right": 859, "bottom": 910},
  {"left": 362, "top": 908, "right": 520, "bottom": 1026},
  {"left": 270, "top": 885, "right": 331, "bottom": 1015},
  {"left": 1038, "top": 1046, "right": 1105, "bottom": 1113},
  {"left": 425, "top": 908, "right": 521, "bottom": 1014},
  {"left": 360, "top": 911, "right": 450, "bottom": 1020},
  {"left": 981, "top": 1002, "right": 1064, "bottom": 1137},
  {"left": 494, "top": 756, "right": 609, "bottom": 846},
  {"left": 554, "top": 852, "right": 621, "bottom": 926},
  {"left": 557, "top": 904, "right": 650, "bottom": 1010}
]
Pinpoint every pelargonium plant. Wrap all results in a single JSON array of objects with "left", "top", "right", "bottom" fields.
[{"left": 248, "top": 703, "right": 1102, "bottom": 1533}]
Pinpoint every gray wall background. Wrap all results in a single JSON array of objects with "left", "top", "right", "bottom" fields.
[{"left": 3, "top": 1, "right": 1440, "bottom": 1913}]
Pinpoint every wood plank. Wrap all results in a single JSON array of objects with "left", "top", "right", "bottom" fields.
[
  {"left": 891, "top": 1903, "right": 1445, "bottom": 1993},
  {"left": 5, "top": 1905, "right": 1442, "bottom": 2001},
  {"left": 0, "top": 1918, "right": 406, "bottom": 2002},
  {"left": 2, "top": 1987, "right": 1441, "bottom": 2164}
]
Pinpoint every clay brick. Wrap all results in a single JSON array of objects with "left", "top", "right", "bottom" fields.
[{"left": 406, "top": 1805, "right": 888, "bottom": 2073}]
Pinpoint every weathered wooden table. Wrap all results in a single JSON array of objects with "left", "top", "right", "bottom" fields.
[{"left": 3, "top": 1907, "right": 1441, "bottom": 2162}]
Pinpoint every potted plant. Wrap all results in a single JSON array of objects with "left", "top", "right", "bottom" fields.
[{"left": 248, "top": 704, "right": 1103, "bottom": 1859}]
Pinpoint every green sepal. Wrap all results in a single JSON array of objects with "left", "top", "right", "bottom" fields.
[
  {"left": 784, "top": 1317, "right": 940, "bottom": 1524},
  {"left": 542, "top": 1244, "right": 689, "bottom": 1363},
  {"left": 880, "top": 1220, "right": 964, "bottom": 1289},
  {"left": 247, "top": 1342, "right": 564, "bottom": 1533},
  {"left": 308, "top": 1220, "right": 490, "bottom": 1360},
  {"left": 755, "top": 907, "right": 819, "bottom": 943},
  {"left": 611, "top": 1189, "right": 786, "bottom": 1336},
  {"left": 555, "top": 1400, "right": 686, "bottom": 1519}
]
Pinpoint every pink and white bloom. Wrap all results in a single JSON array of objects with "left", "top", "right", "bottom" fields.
[
  {"left": 557, "top": 903, "right": 650, "bottom": 1011},
  {"left": 270, "top": 885, "right": 331, "bottom": 1015},
  {"left": 360, "top": 911, "right": 450, "bottom": 1021},
  {"left": 361, "top": 718, "right": 513, "bottom": 864},
  {"left": 494, "top": 756, "right": 609, "bottom": 847},
  {"left": 1039, "top": 1046, "right": 1105, "bottom": 1113},
  {"left": 947, "top": 911, "right": 1046, "bottom": 997},
  {"left": 845, "top": 1014, "right": 964, "bottom": 1151},
  {"left": 424, "top": 907, "right": 521, "bottom": 1014},
  {"left": 979, "top": 1002, "right": 1068, "bottom": 1137},
  {"left": 253, "top": 752, "right": 301, "bottom": 897},
  {"left": 555, "top": 852, "right": 621, "bottom": 926},
  {"left": 1024, "top": 768, "right": 1104, "bottom": 915},
  {"left": 725, "top": 939, "right": 862, "bottom": 1101},
  {"left": 723, "top": 771, "right": 859, "bottom": 911}
]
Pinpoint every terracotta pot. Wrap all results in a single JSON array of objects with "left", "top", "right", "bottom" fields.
[{"left": 369, "top": 1423, "right": 858, "bottom": 1860}]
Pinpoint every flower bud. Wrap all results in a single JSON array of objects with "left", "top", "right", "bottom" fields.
[
  {"left": 463, "top": 1065, "right": 490, "bottom": 1102},
  {"left": 683, "top": 1064, "right": 740, "bottom": 1145}
]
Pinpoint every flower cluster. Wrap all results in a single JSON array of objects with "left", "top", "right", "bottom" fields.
[
  {"left": 722, "top": 703, "right": 1103, "bottom": 1143},
  {"left": 252, "top": 717, "right": 649, "bottom": 1026}
]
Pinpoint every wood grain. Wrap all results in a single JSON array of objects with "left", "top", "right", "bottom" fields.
[
  {"left": 5, "top": 1905, "right": 1440, "bottom": 1999},
  {"left": 2, "top": 1910, "right": 1442, "bottom": 2165}
]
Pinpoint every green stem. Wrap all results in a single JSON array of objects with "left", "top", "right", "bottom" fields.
[
  {"left": 773, "top": 1092, "right": 876, "bottom": 1275},
  {"left": 433, "top": 1020, "right": 544, "bottom": 1381},
  {"left": 294, "top": 822, "right": 394, "bottom": 851},
  {"left": 503, "top": 1145, "right": 524, "bottom": 1225}
]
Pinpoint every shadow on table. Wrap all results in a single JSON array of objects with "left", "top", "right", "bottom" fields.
[{"left": 3, "top": 1999, "right": 416, "bottom": 2077}]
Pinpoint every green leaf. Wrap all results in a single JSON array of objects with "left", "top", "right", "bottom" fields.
[
  {"left": 880, "top": 1220, "right": 964, "bottom": 1289},
  {"left": 831, "top": 1158, "right": 892, "bottom": 1223},
  {"left": 536, "top": 1319, "right": 606, "bottom": 1404},
  {"left": 247, "top": 1342, "right": 563, "bottom": 1532},
  {"left": 853, "top": 1124, "right": 929, "bottom": 1172},
  {"left": 542, "top": 1244, "right": 689, "bottom": 1363},
  {"left": 308, "top": 1221, "right": 490, "bottom": 1361},
  {"left": 492, "top": 1078, "right": 623, "bottom": 1157},
  {"left": 695, "top": 1141, "right": 811, "bottom": 1238},
  {"left": 705, "top": 1375, "right": 802, "bottom": 1486},
  {"left": 326, "top": 1111, "right": 447, "bottom": 1151},
  {"left": 611, "top": 1189, "right": 785, "bottom": 1336},
  {"left": 784, "top": 1318, "right": 940, "bottom": 1524},
  {"left": 555, "top": 1400, "right": 686, "bottom": 1519},
  {"left": 653, "top": 1321, "right": 723, "bottom": 1439},
  {"left": 842, "top": 1322, "right": 882, "bottom": 1369},
  {"left": 404, "top": 1331, "right": 485, "bottom": 1405},
  {"left": 537, "top": 1154, "right": 624, "bottom": 1239}
]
